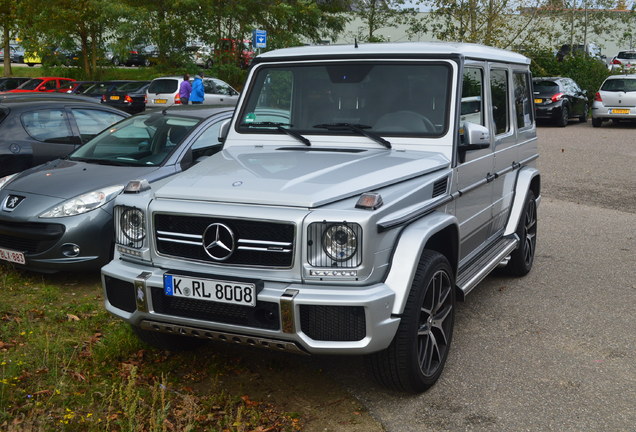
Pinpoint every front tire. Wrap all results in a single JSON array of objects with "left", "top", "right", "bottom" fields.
[
  {"left": 368, "top": 250, "right": 455, "bottom": 393},
  {"left": 503, "top": 190, "right": 537, "bottom": 276},
  {"left": 579, "top": 103, "right": 588, "bottom": 123}
]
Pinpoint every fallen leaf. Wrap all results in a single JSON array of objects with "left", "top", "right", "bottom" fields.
[{"left": 66, "top": 314, "right": 80, "bottom": 322}]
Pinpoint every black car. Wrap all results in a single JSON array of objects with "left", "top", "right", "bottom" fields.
[
  {"left": 0, "top": 77, "right": 31, "bottom": 92},
  {"left": 111, "top": 46, "right": 153, "bottom": 67},
  {"left": 100, "top": 81, "right": 150, "bottom": 114},
  {"left": 0, "top": 96, "right": 129, "bottom": 177},
  {"left": 80, "top": 81, "right": 136, "bottom": 100},
  {"left": 532, "top": 77, "right": 588, "bottom": 126}
]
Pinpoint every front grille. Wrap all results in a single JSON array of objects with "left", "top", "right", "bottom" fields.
[
  {"left": 104, "top": 276, "right": 136, "bottom": 313},
  {"left": 299, "top": 305, "right": 366, "bottom": 341},
  {"left": 150, "top": 287, "right": 280, "bottom": 330},
  {"left": 154, "top": 214, "right": 295, "bottom": 268},
  {"left": 0, "top": 221, "right": 65, "bottom": 254}
]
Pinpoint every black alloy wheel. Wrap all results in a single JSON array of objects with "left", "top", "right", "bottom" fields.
[
  {"left": 503, "top": 190, "right": 537, "bottom": 276},
  {"left": 368, "top": 250, "right": 455, "bottom": 393},
  {"left": 558, "top": 105, "right": 569, "bottom": 127}
]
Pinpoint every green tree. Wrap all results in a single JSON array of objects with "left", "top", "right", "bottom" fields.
[
  {"left": 348, "top": 0, "right": 419, "bottom": 42},
  {"left": 0, "top": 0, "right": 18, "bottom": 76}
]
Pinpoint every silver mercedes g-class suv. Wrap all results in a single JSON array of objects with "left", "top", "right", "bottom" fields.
[{"left": 102, "top": 42, "right": 540, "bottom": 393}]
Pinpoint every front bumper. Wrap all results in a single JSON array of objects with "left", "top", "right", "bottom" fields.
[
  {"left": 0, "top": 209, "right": 113, "bottom": 273},
  {"left": 102, "top": 258, "right": 401, "bottom": 355}
]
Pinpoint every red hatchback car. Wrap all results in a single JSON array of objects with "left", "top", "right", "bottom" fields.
[{"left": 4, "top": 77, "right": 76, "bottom": 93}]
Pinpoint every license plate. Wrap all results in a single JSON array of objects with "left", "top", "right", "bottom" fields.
[
  {"left": 0, "top": 247, "right": 25, "bottom": 265},
  {"left": 534, "top": 98, "right": 542, "bottom": 104},
  {"left": 610, "top": 109, "right": 630, "bottom": 114},
  {"left": 163, "top": 274, "right": 256, "bottom": 307},
  {"left": 109, "top": 95, "right": 120, "bottom": 100},
  {"left": 154, "top": 99, "right": 167, "bottom": 104}
]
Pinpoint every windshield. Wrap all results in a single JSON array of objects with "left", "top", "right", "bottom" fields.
[
  {"left": 19, "top": 79, "right": 43, "bottom": 90},
  {"left": 68, "top": 114, "right": 199, "bottom": 166},
  {"left": 237, "top": 62, "right": 451, "bottom": 138}
]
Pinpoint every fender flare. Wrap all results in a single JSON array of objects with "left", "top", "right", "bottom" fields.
[
  {"left": 504, "top": 167, "right": 541, "bottom": 236},
  {"left": 384, "top": 211, "right": 459, "bottom": 315}
]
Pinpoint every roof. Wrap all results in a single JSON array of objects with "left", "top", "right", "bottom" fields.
[
  {"left": 0, "top": 93, "right": 101, "bottom": 103},
  {"left": 256, "top": 42, "right": 530, "bottom": 65}
]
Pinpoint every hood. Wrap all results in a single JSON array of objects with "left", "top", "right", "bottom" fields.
[
  {"left": 155, "top": 146, "right": 450, "bottom": 208},
  {"left": 5, "top": 159, "right": 161, "bottom": 199}
]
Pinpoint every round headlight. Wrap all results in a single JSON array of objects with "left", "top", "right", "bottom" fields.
[
  {"left": 120, "top": 208, "right": 145, "bottom": 242},
  {"left": 322, "top": 224, "right": 357, "bottom": 262}
]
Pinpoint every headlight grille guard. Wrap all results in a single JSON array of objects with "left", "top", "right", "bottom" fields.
[{"left": 307, "top": 221, "right": 362, "bottom": 268}]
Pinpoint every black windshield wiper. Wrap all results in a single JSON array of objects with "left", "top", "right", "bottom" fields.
[
  {"left": 313, "top": 123, "right": 391, "bottom": 149},
  {"left": 241, "top": 121, "right": 310, "bottom": 146}
]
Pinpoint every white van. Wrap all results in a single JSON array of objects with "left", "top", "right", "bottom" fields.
[{"left": 145, "top": 76, "right": 239, "bottom": 109}]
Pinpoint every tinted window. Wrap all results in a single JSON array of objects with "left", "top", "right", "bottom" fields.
[
  {"left": 533, "top": 80, "right": 559, "bottom": 92},
  {"left": 19, "top": 79, "right": 43, "bottom": 90},
  {"left": 514, "top": 72, "right": 533, "bottom": 129},
  {"left": 22, "top": 109, "right": 73, "bottom": 142},
  {"left": 117, "top": 81, "right": 150, "bottom": 92},
  {"left": 211, "top": 78, "right": 236, "bottom": 96},
  {"left": 148, "top": 79, "right": 178, "bottom": 93},
  {"left": 490, "top": 69, "right": 509, "bottom": 135},
  {"left": 71, "top": 108, "right": 126, "bottom": 142},
  {"left": 618, "top": 51, "right": 636, "bottom": 59},
  {"left": 601, "top": 78, "right": 636, "bottom": 92}
]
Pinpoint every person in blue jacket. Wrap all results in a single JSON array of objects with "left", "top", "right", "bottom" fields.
[{"left": 190, "top": 74, "right": 205, "bottom": 104}]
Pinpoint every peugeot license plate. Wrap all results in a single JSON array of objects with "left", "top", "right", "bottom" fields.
[
  {"left": 534, "top": 98, "right": 542, "bottom": 104},
  {"left": 610, "top": 109, "right": 630, "bottom": 114},
  {"left": 163, "top": 274, "right": 256, "bottom": 307},
  {"left": 0, "top": 247, "right": 26, "bottom": 265},
  {"left": 109, "top": 95, "right": 120, "bottom": 100}
]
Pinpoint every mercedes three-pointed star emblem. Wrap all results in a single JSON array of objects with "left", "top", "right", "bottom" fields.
[{"left": 202, "top": 223, "right": 235, "bottom": 261}]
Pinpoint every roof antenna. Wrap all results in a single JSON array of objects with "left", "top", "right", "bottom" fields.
[{"left": 354, "top": 38, "right": 358, "bottom": 49}]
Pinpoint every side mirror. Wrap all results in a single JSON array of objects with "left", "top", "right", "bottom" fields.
[
  {"left": 219, "top": 119, "right": 230, "bottom": 143},
  {"left": 459, "top": 122, "right": 490, "bottom": 151}
]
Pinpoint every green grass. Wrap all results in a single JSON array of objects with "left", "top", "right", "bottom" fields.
[{"left": 0, "top": 263, "right": 300, "bottom": 431}]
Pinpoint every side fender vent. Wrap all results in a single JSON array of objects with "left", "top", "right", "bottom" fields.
[{"left": 432, "top": 177, "right": 449, "bottom": 197}]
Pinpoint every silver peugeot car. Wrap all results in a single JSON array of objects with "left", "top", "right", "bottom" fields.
[{"left": 0, "top": 106, "right": 233, "bottom": 272}]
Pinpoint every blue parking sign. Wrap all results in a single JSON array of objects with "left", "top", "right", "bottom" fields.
[{"left": 253, "top": 29, "right": 267, "bottom": 49}]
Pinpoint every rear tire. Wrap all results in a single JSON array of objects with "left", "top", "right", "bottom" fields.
[
  {"left": 557, "top": 106, "right": 569, "bottom": 127},
  {"left": 503, "top": 190, "right": 537, "bottom": 277},
  {"left": 368, "top": 250, "right": 455, "bottom": 393},
  {"left": 131, "top": 325, "right": 206, "bottom": 351},
  {"left": 592, "top": 117, "right": 602, "bottom": 127}
]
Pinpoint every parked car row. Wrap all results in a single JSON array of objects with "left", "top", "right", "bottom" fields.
[{"left": 0, "top": 104, "right": 233, "bottom": 272}]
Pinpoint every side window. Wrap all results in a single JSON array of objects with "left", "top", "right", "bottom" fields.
[
  {"left": 203, "top": 80, "right": 218, "bottom": 94},
  {"left": 212, "top": 79, "right": 236, "bottom": 96},
  {"left": 22, "top": 109, "right": 73, "bottom": 142},
  {"left": 513, "top": 72, "right": 533, "bottom": 129},
  {"left": 461, "top": 67, "right": 484, "bottom": 126},
  {"left": 490, "top": 69, "right": 509, "bottom": 135},
  {"left": 43, "top": 80, "right": 57, "bottom": 90},
  {"left": 71, "top": 108, "right": 125, "bottom": 142}
]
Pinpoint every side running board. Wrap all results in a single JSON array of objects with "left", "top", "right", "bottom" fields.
[{"left": 456, "top": 236, "right": 519, "bottom": 299}]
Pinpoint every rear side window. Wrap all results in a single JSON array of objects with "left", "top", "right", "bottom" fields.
[
  {"left": 490, "top": 69, "right": 509, "bottom": 135},
  {"left": 0, "top": 108, "right": 8, "bottom": 124},
  {"left": 148, "top": 79, "right": 178, "bottom": 93},
  {"left": 514, "top": 72, "right": 533, "bottom": 129},
  {"left": 22, "top": 109, "right": 73, "bottom": 142}
]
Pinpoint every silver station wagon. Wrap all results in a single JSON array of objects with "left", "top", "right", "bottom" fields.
[{"left": 102, "top": 42, "right": 541, "bottom": 393}]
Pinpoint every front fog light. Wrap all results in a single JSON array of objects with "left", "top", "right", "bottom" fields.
[{"left": 323, "top": 224, "right": 357, "bottom": 262}]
